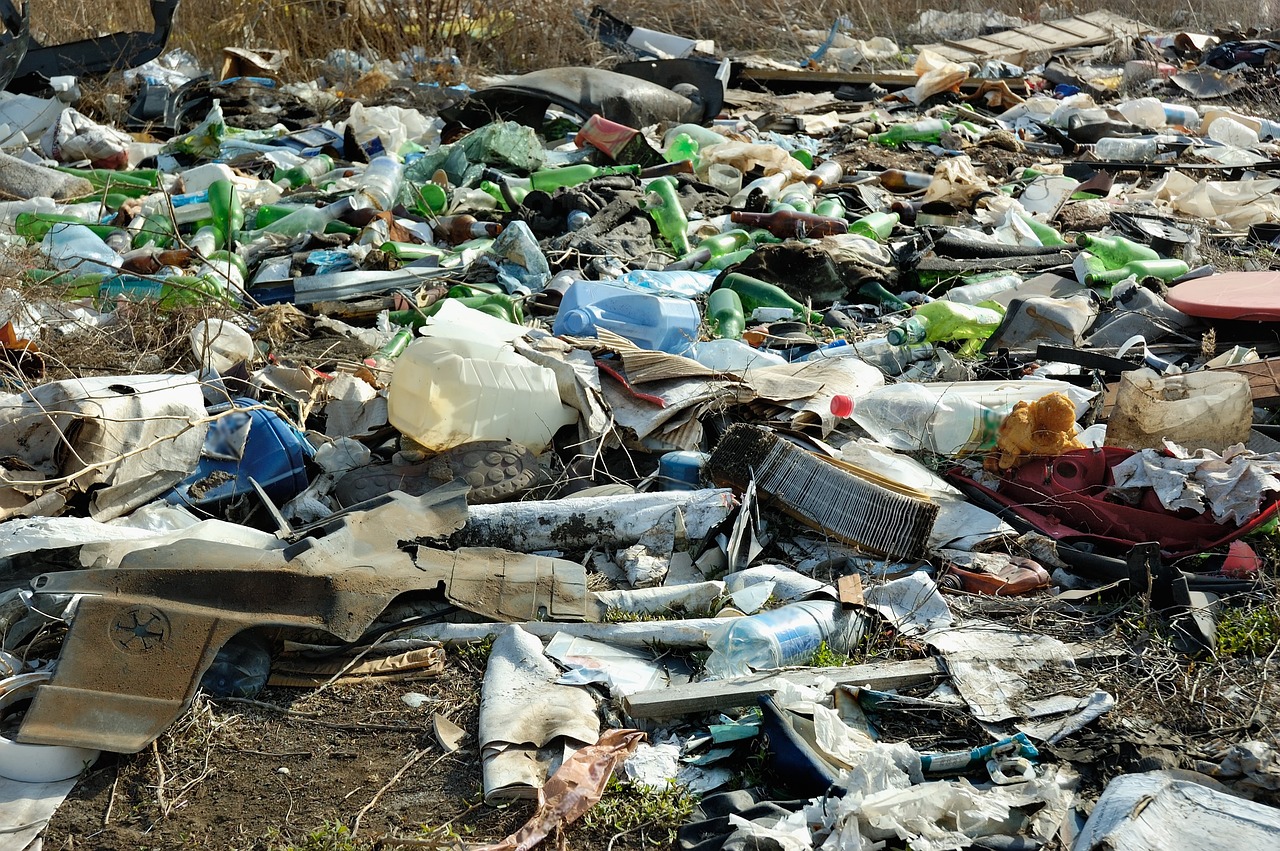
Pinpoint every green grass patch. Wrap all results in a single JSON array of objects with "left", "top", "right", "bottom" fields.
[
  {"left": 1217, "top": 605, "right": 1280, "bottom": 658},
  {"left": 581, "top": 778, "right": 699, "bottom": 846}
]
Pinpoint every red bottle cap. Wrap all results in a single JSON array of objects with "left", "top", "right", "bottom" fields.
[{"left": 830, "top": 394, "right": 855, "bottom": 418}]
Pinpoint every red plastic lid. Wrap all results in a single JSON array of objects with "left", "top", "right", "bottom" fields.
[{"left": 830, "top": 394, "right": 855, "bottom": 418}]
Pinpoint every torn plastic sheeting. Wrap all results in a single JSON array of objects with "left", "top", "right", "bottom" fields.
[
  {"left": 1111, "top": 444, "right": 1280, "bottom": 525},
  {"left": 0, "top": 774, "right": 81, "bottom": 851},
  {"left": 861, "top": 571, "right": 953, "bottom": 637},
  {"left": 451, "top": 488, "right": 736, "bottom": 552},
  {"left": 545, "top": 632, "right": 693, "bottom": 696},
  {"left": 722, "top": 565, "right": 829, "bottom": 603},
  {"left": 393, "top": 617, "right": 726, "bottom": 649},
  {"left": 927, "top": 627, "right": 1106, "bottom": 727},
  {"left": 1128, "top": 171, "right": 1280, "bottom": 228},
  {"left": 479, "top": 624, "right": 600, "bottom": 802},
  {"left": 1017, "top": 690, "right": 1116, "bottom": 745},
  {"left": 473, "top": 728, "right": 646, "bottom": 851},
  {"left": 1072, "top": 770, "right": 1280, "bottom": 851},
  {"left": 0, "top": 373, "right": 207, "bottom": 521},
  {"left": 593, "top": 581, "right": 725, "bottom": 617},
  {"left": 624, "top": 740, "right": 734, "bottom": 795}
]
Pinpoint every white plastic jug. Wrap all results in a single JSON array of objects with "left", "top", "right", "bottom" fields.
[{"left": 386, "top": 302, "right": 577, "bottom": 453}]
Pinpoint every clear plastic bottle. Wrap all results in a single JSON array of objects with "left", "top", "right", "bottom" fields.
[
  {"left": 1115, "top": 97, "right": 1167, "bottom": 129},
  {"left": 703, "top": 600, "right": 862, "bottom": 679},
  {"left": 357, "top": 156, "right": 404, "bottom": 210},
  {"left": 42, "top": 223, "right": 121, "bottom": 275},
  {"left": 800, "top": 337, "right": 934, "bottom": 376},
  {"left": 1208, "top": 117, "right": 1261, "bottom": 149},
  {"left": 942, "top": 273, "right": 1023, "bottom": 305},
  {"left": 847, "top": 380, "right": 1086, "bottom": 455},
  {"left": 1094, "top": 136, "right": 1159, "bottom": 161}
]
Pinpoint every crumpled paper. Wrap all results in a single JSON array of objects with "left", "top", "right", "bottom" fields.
[{"left": 1111, "top": 443, "right": 1280, "bottom": 524}]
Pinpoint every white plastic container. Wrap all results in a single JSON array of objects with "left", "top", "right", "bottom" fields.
[
  {"left": 1208, "top": 117, "right": 1261, "bottom": 149},
  {"left": 1106, "top": 368, "right": 1252, "bottom": 453},
  {"left": 387, "top": 302, "right": 577, "bottom": 453}
]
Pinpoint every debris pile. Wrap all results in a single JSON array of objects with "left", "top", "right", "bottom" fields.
[{"left": 0, "top": 5, "right": 1278, "bottom": 850}]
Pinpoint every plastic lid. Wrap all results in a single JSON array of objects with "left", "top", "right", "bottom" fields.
[
  {"left": 830, "top": 394, "right": 855, "bottom": 418},
  {"left": 558, "top": 307, "right": 593, "bottom": 336}
]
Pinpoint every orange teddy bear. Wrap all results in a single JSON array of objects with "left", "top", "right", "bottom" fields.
[{"left": 985, "top": 391, "right": 1086, "bottom": 472}]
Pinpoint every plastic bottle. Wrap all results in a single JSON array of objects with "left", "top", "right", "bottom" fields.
[
  {"left": 800, "top": 337, "right": 934, "bottom": 375},
  {"left": 357, "top": 156, "right": 404, "bottom": 210},
  {"left": 846, "top": 381, "right": 1083, "bottom": 455},
  {"left": 1084, "top": 258, "right": 1189, "bottom": 285},
  {"left": 1094, "top": 136, "right": 1159, "bottom": 161},
  {"left": 706, "top": 287, "right": 745, "bottom": 339},
  {"left": 553, "top": 280, "right": 702, "bottom": 354},
  {"left": 42, "top": 223, "right": 121, "bottom": 275},
  {"left": 1075, "top": 233, "right": 1159, "bottom": 268},
  {"left": 644, "top": 176, "right": 691, "bottom": 256},
  {"left": 704, "top": 600, "right": 862, "bottom": 679},
  {"left": 689, "top": 338, "right": 788, "bottom": 371},
  {"left": 943, "top": 272, "right": 1023, "bottom": 305},
  {"left": 729, "top": 209, "right": 848, "bottom": 239},
  {"left": 613, "top": 269, "right": 717, "bottom": 298},
  {"left": 1115, "top": 97, "right": 1167, "bottom": 129},
  {"left": 878, "top": 169, "right": 933, "bottom": 193},
  {"left": 1208, "top": 116, "right": 1261, "bottom": 149},
  {"left": 663, "top": 133, "right": 700, "bottom": 165},
  {"left": 388, "top": 302, "right": 577, "bottom": 452},
  {"left": 274, "top": 154, "right": 336, "bottom": 189},
  {"left": 848, "top": 211, "right": 898, "bottom": 241},
  {"left": 663, "top": 123, "right": 727, "bottom": 149},
  {"left": 886, "top": 300, "right": 1004, "bottom": 355},
  {"left": 870, "top": 118, "right": 951, "bottom": 147},
  {"left": 721, "top": 273, "right": 823, "bottom": 324}
]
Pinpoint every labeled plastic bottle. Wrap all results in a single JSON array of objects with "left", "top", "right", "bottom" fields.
[
  {"left": 1075, "top": 233, "right": 1159, "bottom": 268},
  {"left": 878, "top": 169, "right": 933, "bottom": 193},
  {"left": 706, "top": 287, "right": 745, "bottom": 339},
  {"left": 704, "top": 600, "right": 862, "bottom": 679},
  {"left": 1084, "top": 258, "right": 1189, "bottom": 285},
  {"left": 553, "top": 280, "right": 702, "bottom": 354},
  {"left": 886, "top": 300, "right": 1004, "bottom": 356},
  {"left": 846, "top": 381, "right": 1080, "bottom": 455},
  {"left": 644, "top": 176, "right": 691, "bottom": 256},
  {"left": 274, "top": 154, "right": 336, "bottom": 189},
  {"left": 729, "top": 209, "right": 848, "bottom": 239},
  {"left": 870, "top": 118, "right": 951, "bottom": 147},
  {"left": 357, "top": 156, "right": 405, "bottom": 210},
  {"left": 848, "top": 211, "right": 898, "bottom": 241},
  {"left": 721, "top": 273, "right": 823, "bottom": 324}
]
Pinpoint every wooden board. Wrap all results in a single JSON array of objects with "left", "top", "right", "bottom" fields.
[{"left": 916, "top": 11, "right": 1149, "bottom": 64}]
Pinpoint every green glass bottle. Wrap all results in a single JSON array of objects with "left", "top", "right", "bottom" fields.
[
  {"left": 380, "top": 241, "right": 449, "bottom": 261},
  {"left": 664, "top": 133, "right": 700, "bottom": 166},
  {"left": 644, "top": 176, "right": 691, "bottom": 256},
  {"left": 1015, "top": 212, "right": 1067, "bottom": 247},
  {"left": 814, "top": 196, "right": 846, "bottom": 219},
  {"left": 697, "top": 230, "right": 752, "bottom": 257},
  {"left": 524, "top": 163, "right": 641, "bottom": 193},
  {"left": 15, "top": 213, "right": 113, "bottom": 242},
  {"left": 706, "top": 287, "right": 745, "bottom": 339},
  {"left": 274, "top": 154, "right": 335, "bottom": 189},
  {"left": 132, "top": 212, "right": 176, "bottom": 249},
  {"left": 700, "top": 247, "right": 754, "bottom": 272},
  {"left": 870, "top": 118, "right": 951, "bottom": 147},
  {"left": 205, "top": 179, "right": 243, "bottom": 250},
  {"left": 1075, "top": 233, "right": 1159, "bottom": 268},
  {"left": 857, "top": 280, "right": 910, "bottom": 311},
  {"left": 1085, "top": 258, "right": 1190, "bottom": 285},
  {"left": 720, "top": 273, "right": 823, "bottom": 324},
  {"left": 886, "top": 300, "right": 1004, "bottom": 356},
  {"left": 848, "top": 211, "right": 899, "bottom": 241}
]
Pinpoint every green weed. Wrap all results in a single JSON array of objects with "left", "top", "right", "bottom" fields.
[
  {"left": 266, "top": 821, "right": 374, "bottom": 851},
  {"left": 810, "top": 640, "right": 857, "bottom": 667},
  {"left": 581, "top": 778, "right": 699, "bottom": 846},
  {"left": 1216, "top": 605, "right": 1280, "bottom": 658}
]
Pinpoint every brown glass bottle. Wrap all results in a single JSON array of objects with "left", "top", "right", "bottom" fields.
[
  {"left": 878, "top": 169, "right": 933, "bottom": 194},
  {"left": 432, "top": 214, "right": 503, "bottom": 244},
  {"left": 729, "top": 209, "right": 849, "bottom": 239}
]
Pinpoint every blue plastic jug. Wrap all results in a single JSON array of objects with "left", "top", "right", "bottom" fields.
[
  {"left": 165, "top": 399, "right": 313, "bottom": 512},
  {"left": 552, "top": 280, "right": 701, "bottom": 354}
]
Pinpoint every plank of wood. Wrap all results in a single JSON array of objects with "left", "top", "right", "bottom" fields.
[
  {"left": 1211, "top": 358, "right": 1280, "bottom": 406},
  {"left": 621, "top": 657, "right": 945, "bottom": 719},
  {"left": 736, "top": 67, "right": 1027, "bottom": 94}
]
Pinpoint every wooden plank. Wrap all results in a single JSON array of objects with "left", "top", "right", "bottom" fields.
[
  {"left": 1211, "top": 358, "right": 1280, "bottom": 406},
  {"left": 621, "top": 657, "right": 946, "bottom": 719},
  {"left": 737, "top": 67, "right": 1027, "bottom": 94}
]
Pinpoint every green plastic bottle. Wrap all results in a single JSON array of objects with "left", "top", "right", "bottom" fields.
[
  {"left": 848, "top": 211, "right": 899, "bottom": 241},
  {"left": 1085, "top": 258, "right": 1190, "bottom": 285},
  {"left": 706, "top": 287, "right": 745, "bottom": 339},
  {"left": 643, "top": 176, "right": 691, "bottom": 256},
  {"left": 1075, "top": 233, "right": 1159, "bottom": 268},
  {"left": 886, "top": 300, "right": 1004, "bottom": 356},
  {"left": 720, "top": 273, "right": 823, "bottom": 324},
  {"left": 870, "top": 118, "right": 951, "bottom": 147}
]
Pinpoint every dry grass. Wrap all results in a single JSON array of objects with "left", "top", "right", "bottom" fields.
[{"left": 24, "top": 0, "right": 1280, "bottom": 83}]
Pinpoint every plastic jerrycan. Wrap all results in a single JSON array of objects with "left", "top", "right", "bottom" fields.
[
  {"left": 553, "top": 280, "right": 701, "bottom": 354},
  {"left": 387, "top": 301, "right": 578, "bottom": 453}
]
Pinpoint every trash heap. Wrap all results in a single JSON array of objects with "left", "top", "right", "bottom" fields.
[{"left": 0, "top": 9, "right": 1279, "bottom": 851}]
